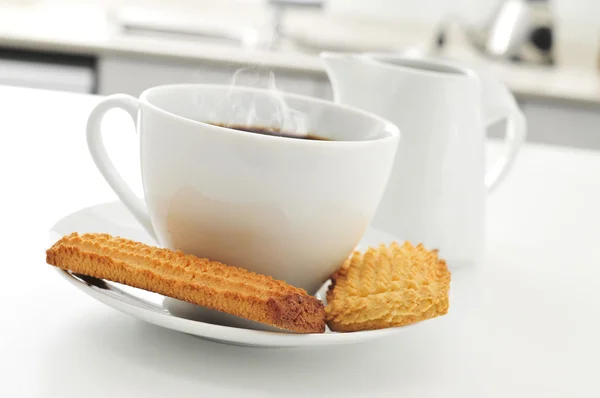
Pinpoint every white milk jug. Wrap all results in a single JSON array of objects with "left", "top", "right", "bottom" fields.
[{"left": 322, "top": 53, "right": 526, "bottom": 268}]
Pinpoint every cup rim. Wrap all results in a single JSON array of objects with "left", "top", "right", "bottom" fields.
[{"left": 137, "top": 83, "right": 400, "bottom": 146}]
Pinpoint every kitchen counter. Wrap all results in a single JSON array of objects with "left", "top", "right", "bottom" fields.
[
  {"left": 1, "top": 83, "right": 599, "bottom": 397},
  {"left": 1, "top": 0, "right": 600, "bottom": 106}
]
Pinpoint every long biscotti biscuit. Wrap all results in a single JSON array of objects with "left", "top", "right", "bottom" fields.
[
  {"left": 325, "top": 242, "right": 450, "bottom": 332},
  {"left": 46, "top": 233, "right": 325, "bottom": 333}
]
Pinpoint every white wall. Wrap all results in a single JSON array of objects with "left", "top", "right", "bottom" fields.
[
  {"left": 75, "top": 0, "right": 600, "bottom": 28},
  {"left": 72, "top": 0, "right": 600, "bottom": 44},
  {"left": 327, "top": 0, "right": 600, "bottom": 32},
  {"left": 327, "top": 0, "right": 500, "bottom": 27}
]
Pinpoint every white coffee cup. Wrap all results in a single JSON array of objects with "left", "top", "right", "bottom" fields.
[{"left": 86, "top": 84, "right": 399, "bottom": 294}]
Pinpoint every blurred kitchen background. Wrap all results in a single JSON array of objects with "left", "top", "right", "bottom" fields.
[{"left": 1, "top": 0, "right": 599, "bottom": 149}]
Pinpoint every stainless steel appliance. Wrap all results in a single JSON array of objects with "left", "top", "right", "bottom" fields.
[{"left": 467, "top": 0, "right": 554, "bottom": 65}]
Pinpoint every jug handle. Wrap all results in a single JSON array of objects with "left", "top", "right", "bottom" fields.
[{"left": 482, "top": 81, "right": 527, "bottom": 193}]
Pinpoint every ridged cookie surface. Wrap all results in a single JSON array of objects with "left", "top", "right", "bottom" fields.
[
  {"left": 46, "top": 233, "right": 325, "bottom": 333},
  {"left": 325, "top": 242, "right": 450, "bottom": 332}
]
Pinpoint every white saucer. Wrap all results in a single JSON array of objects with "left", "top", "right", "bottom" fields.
[{"left": 49, "top": 202, "right": 418, "bottom": 347}]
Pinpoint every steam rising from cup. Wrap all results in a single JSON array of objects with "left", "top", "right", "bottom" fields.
[{"left": 208, "top": 66, "right": 310, "bottom": 138}]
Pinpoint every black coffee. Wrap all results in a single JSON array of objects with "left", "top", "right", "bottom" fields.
[{"left": 211, "top": 123, "right": 330, "bottom": 141}]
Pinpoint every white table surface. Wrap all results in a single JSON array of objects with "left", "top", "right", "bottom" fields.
[{"left": 0, "top": 85, "right": 599, "bottom": 398}]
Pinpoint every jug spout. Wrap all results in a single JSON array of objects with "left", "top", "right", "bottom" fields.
[{"left": 320, "top": 52, "right": 380, "bottom": 106}]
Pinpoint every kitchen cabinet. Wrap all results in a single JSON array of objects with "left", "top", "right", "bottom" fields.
[
  {"left": 98, "top": 54, "right": 329, "bottom": 99},
  {"left": 0, "top": 47, "right": 95, "bottom": 94},
  {"left": 519, "top": 99, "right": 600, "bottom": 151},
  {"left": 486, "top": 98, "right": 600, "bottom": 151}
]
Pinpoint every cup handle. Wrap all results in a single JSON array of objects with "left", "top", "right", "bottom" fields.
[
  {"left": 480, "top": 73, "right": 527, "bottom": 193},
  {"left": 86, "top": 94, "right": 157, "bottom": 241}
]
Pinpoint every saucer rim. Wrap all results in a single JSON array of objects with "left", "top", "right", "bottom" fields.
[
  {"left": 57, "top": 268, "right": 411, "bottom": 342},
  {"left": 50, "top": 201, "right": 416, "bottom": 347}
]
